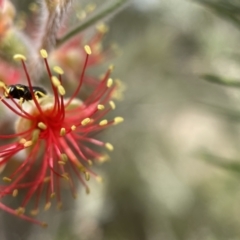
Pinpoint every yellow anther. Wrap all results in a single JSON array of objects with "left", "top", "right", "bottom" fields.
[
  {"left": 28, "top": 3, "right": 39, "bottom": 12},
  {"left": 53, "top": 66, "right": 64, "bottom": 75},
  {"left": 13, "top": 54, "right": 26, "bottom": 61},
  {"left": 98, "top": 154, "right": 110, "bottom": 163},
  {"left": 78, "top": 165, "right": 86, "bottom": 172},
  {"left": 107, "top": 78, "right": 113, "bottom": 88},
  {"left": 24, "top": 140, "right": 33, "bottom": 148},
  {"left": 96, "top": 176, "right": 103, "bottom": 182},
  {"left": 32, "top": 129, "right": 40, "bottom": 143},
  {"left": 84, "top": 45, "right": 92, "bottom": 55},
  {"left": 19, "top": 138, "right": 27, "bottom": 144},
  {"left": 50, "top": 193, "right": 56, "bottom": 199},
  {"left": 85, "top": 187, "right": 90, "bottom": 194},
  {"left": 76, "top": 10, "right": 87, "bottom": 20},
  {"left": 105, "top": 142, "right": 114, "bottom": 151},
  {"left": 58, "top": 161, "right": 66, "bottom": 165},
  {"left": 3, "top": 177, "right": 11, "bottom": 182},
  {"left": 30, "top": 209, "right": 39, "bottom": 216},
  {"left": 99, "top": 119, "right": 108, "bottom": 126},
  {"left": 51, "top": 76, "right": 61, "bottom": 87},
  {"left": 44, "top": 176, "right": 51, "bottom": 183},
  {"left": 60, "top": 153, "right": 68, "bottom": 162},
  {"left": 38, "top": 122, "right": 47, "bottom": 130},
  {"left": 73, "top": 193, "right": 78, "bottom": 199},
  {"left": 40, "top": 49, "right": 48, "bottom": 58},
  {"left": 71, "top": 125, "right": 76, "bottom": 131},
  {"left": 81, "top": 118, "right": 91, "bottom": 126},
  {"left": 114, "top": 117, "right": 124, "bottom": 125},
  {"left": 96, "top": 23, "right": 109, "bottom": 33},
  {"left": 88, "top": 160, "right": 93, "bottom": 166},
  {"left": 97, "top": 104, "right": 105, "bottom": 110},
  {"left": 61, "top": 173, "right": 69, "bottom": 181},
  {"left": 57, "top": 202, "right": 63, "bottom": 210},
  {"left": 58, "top": 85, "right": 66, "bottom": 96},
  {"left": 60, "top": 127, "right": 66, "bottom": 136},
  {"left": 44, "top": 202, "right": 51, "bottom": 211},
  {"left": 109, "top": 64, "right": 114, "bottom": 72},
  {"left": 84, "top": 172, "right": 90, "bottom": 181},
  {"left": 16, "top": 207, "right": 25, "bottom": 215},
  {"left": 85, "top": 3, "right": 96, "bottom": 13},
  {"left": 12, "top": 189, "right": 18, "bottom": 197},
  {"left": 109, "top": 101, "right": 116, "bottom": 110},
  {"left": 41, "top": 222, "right": 48, "bottom": 228}
]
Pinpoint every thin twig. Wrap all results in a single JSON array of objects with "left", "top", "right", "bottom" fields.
[{"left": 56, "top": 0, "right": 128, "bottom": 47}]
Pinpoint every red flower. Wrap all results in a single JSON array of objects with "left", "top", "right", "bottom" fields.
[{"left": 0, "top": 45, "right": 123, "bottom": 226}]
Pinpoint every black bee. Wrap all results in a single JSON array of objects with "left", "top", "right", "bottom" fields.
[{"left": 4, "top": 84, "right": 47, "bottom": 103}]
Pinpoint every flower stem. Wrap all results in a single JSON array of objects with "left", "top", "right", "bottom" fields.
[{"left": 56, "top": 0, "right": 128, "bottom": 47}]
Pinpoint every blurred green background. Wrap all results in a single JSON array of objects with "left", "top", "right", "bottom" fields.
[{"left": 3, "top": 0, "right": 240, "bottom": 239}]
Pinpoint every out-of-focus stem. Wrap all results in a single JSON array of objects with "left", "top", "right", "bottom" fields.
[{"left": 56, "top": 0, "right": 128, "bottom": 47}]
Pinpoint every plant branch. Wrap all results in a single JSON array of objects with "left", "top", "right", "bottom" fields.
[{"left": 56, "top": 0, "right": 128, "bottom": 47}]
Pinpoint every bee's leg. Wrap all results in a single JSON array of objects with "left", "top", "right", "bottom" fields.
[{"left": 18, "top": 97, "right": 24, "bottom": 109}]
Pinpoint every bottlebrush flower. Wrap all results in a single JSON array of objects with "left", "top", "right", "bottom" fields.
[{"left": 0, "top": 45, "right": 124, "bottom": 226}]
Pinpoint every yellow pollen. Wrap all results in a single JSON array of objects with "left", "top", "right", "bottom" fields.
[
  {"left": 97, "top": 104, "right": 105, "bottom": 110},
  {"left": 71, "top": 125, "right": 76, "bottom": 131},
  {"left": 105, "top": 142, "right": 114, "bottom": 151},
  {"left": 60, "top": 128, "right": 66, "bottom": 136},
  {"left": 109, "top": 101, "right": 116, "bottom": 110},
  {"left": 53, "top": 66, "right": 64, "bottom": 75},
  {"left": 40, "top": 49, "right": 48, "bottom": 58},
  {"left": 50, "top": 193, "right": 56, "bottom": 199},
  {"left": 96, "top": 176, "right": 103, "bottom": 182},
  {"left": 60, "top": 153, "right": 68, "bottom": 162},
  {"left": 3, "top": 177, "right": 11, "bottom": 182},
  {"left": 13, "top": 54, "right": 26, "bottom": 61},
  {"left": 96, "top": 23, "right": 109, "bottom": 33},
  {"left": 107, "top": 78, "right": 113, "bottom": 88},
  {"left": 81, "top": 118, "right": 91, "bottom": 126},
  {"left": 51, "top": 76, "right": 61, "bottom": 87},
  {"left": 114, "top": 117, "right": 124, "bottom": 125},
  {"left": 84, "top": 172, "right": 90, "bottom": 181},
  {"left": 16, "top": 207, "right": 25, "bottom": 215},
  {"left": 24, "top": 140, "right": 33, "bottom": 148},
  {"left": 58, "top": 160, "right": 66, "bottom": 165},
  {"left": 99, "top": 119, "right": 108, "bottom": 126},
  {"left": 84, "top": 45, "right": 92, "bottom": 55},
  {"left": 38, "top": 122, "right": 47, "bottom": 130},
  {"left": 12, "top": 189, "right": 18, "bottom": 197},
  {"left": 58, "top": 85, "right": 66, "bottom": 96},
  {"left": 44, "top": 202, "right": 51, "bottom": 211},
  {"left": 30, "top": 209, "right": 39, "bottom": 216}
]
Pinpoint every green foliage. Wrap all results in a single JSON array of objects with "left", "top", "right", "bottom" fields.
[
  {"left": 201, "top": 74, "right": 240, "bottom": 88},
  {"left": 200, "top": 151, "right": 240, "bottom": 174},
  {"left": 194, "top": 0, "right": 240, "bottom": 29}
]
